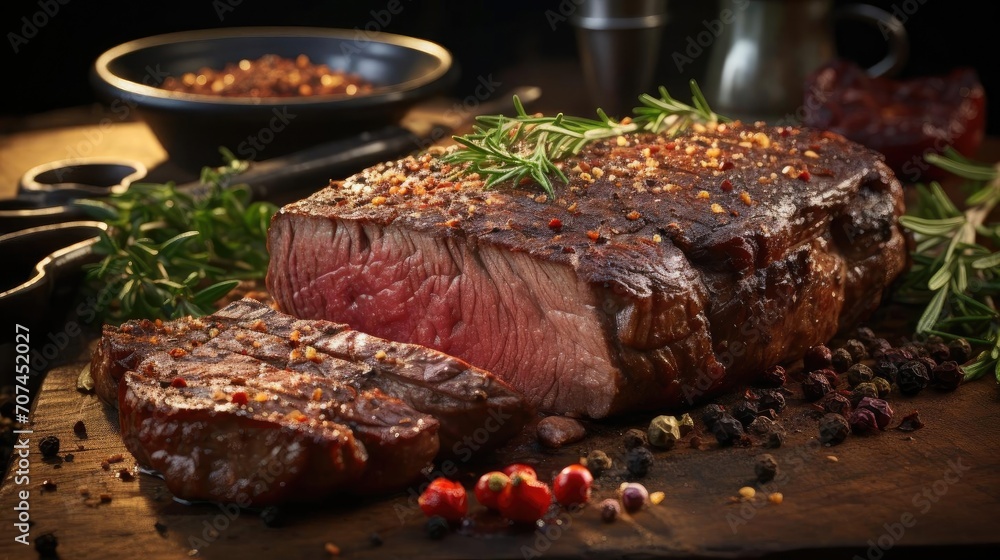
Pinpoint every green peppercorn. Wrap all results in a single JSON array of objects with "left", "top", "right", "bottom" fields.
[
  {"left": 846, "top": 364, "right": 875, "bottom": 388},
  {"left": 647, "top": 415, "right": 682, "bottom": 450},
  {"left": 872, "top": 376, "right": 892, "bottom": 399},
  {"left": 586, "top": 450, "right": 613, "bottom": 476},
  {"left": 850, "top": 382, "right": 879, "bottom": 407}
]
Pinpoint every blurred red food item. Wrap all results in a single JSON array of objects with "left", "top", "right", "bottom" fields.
[{"left": 801, "top": 60, "right": 985, "bottom": 183}]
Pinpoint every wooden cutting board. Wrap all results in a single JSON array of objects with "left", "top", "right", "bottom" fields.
[{"left": 2, "top": 335, "right": 999, "bottom": 560}]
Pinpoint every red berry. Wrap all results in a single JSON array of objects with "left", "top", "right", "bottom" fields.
[
  {"left": 501, "top": 463, "right": 537, "bottom": 479},
  {"left": 474, "top": 471, "right": 509, "bottom": 511},
  {"left": 418, "top": 478, "right": 468, "bottom": 522},
  {"left": 498, "top": 472, "right": 552, "bottom": 523},
  {"left": 552, "top": 464, "right": 593, "bottom": 507}
]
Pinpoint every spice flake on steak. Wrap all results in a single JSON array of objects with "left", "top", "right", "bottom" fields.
[{"left": 267, "top": 121, "right": 907, "bottom": 418}]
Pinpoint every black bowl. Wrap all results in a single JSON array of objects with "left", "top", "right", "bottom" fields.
[{"left": 92, "top": 27, "right": 454, "bottom": 170}]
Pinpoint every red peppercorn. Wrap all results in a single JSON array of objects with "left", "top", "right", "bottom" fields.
[
  {"left": 473, "top": 471, "right": 509, "bottom": 511},
  {"left": 720, "top": 179, "right": 734, "bottom": 191},
  {"left": 170, "top": 377, "right": 187, "bottom": 388},
  {"left": 231, "top": 392, "right": 249, "bottom": 406},
  {"left": 498, "top": 472, "right": 552, "bottom": 523},
  {"left": 552, "top": 464, "right": 594, "bottom": 507},
  {"left": 548, "top": 218, "right": 563, "bottom": 231},
  {"left": 418, "top": 478, "right": 468, "bottom": 523}
]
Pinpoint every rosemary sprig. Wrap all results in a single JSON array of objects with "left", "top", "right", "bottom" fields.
[
  {"left": 897, "top": 148, "right": 1000, "bottom": 382},
  {"left": 76, "top": 150, "right": 277, "bottom": 321},
  {"left": 442, "top": 80, "right": 724, "bottom": 198}
]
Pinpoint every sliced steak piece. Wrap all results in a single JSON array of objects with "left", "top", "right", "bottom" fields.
[
  {"left": 120, "top": 344, "right": 439, "bottom": 502},
  {"left": 267, "top": 122, "right": 907, "bottom": 417},
  {"left": 92, "top": 298, "right": 529, "bottom": 457}
]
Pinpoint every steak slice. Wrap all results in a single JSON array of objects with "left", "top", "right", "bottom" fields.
[
  {"left": 92, "top": 298, "right": 529, "bottom": 456},
  {"left": 266, "top": 122, "right": 907, "bottom": 417},
  {"left": 120, "top": 345, "right": 437, "bottom": 502}
]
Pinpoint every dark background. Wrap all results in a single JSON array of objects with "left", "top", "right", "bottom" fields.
[{"left": 0, "top": 0, "right": 995, "bottom": 132}]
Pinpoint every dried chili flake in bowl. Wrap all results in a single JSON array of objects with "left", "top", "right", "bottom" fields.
[{"left": 161, "top": 54, "right": 374, "bottom": 98}]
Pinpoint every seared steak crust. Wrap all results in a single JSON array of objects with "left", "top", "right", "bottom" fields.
[{"left": 267, "top": 122, "right": 906, "bottom": 417}]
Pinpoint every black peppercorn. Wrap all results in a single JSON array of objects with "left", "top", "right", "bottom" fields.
[
  {"left": 626, "top": 446, "right": 654, "bottom": 478},
  {"left": 711, "top": 413, "right": 745, "bottom": 447},
  {"left": 850, "top": 382, "right": 879, "bottom": 407},
  {"left": 849, "top": 408, "right": 880, "bottom": 434},
  {"left": 897, "top": 360, "right": 931, "bottom": 395},
  {"left": 751, "top": 388, "right": 786, "bottom": 414},
  {"left": 842, "top": 339, "right": 868, "bottom": 362},
  {"left": 259, "top": 506, "right": 284, "bottom": 527},
  {"left": 882, "top": 347, "right": 915, "bottom": 367},
  {"left": 38, "top": 435, "right": 60, "bottom": 459},
  {"left": 846, "top": 364, "right": 875, "bottom": 388},
  {"left": 931, "top": 361, "right": 963, "bottom": 391},
  {"left": 831, "top": 347, "right": 854, "bottom": 373},
  {"left": 925, "top": 342, "right": 951, "bottom": 363},
  {"left": 73, "top": 420, "right": 87, "bottom": 438},
  {"left": 873, "top": 360, "right": 898, "bottom": 383},
  {"left": 872, "top": 376, "right": 892, "bottom": 399},
  {"left": 818, "top": 413, "right": 850, "bottom": 445},
  {"left": 906, "top": 343, "right": 930, "bottom": 359},
  {"left": 425, "top": 515, "right": 449, "bottom": 539},
  {"left": 870, "top": 338, "right": 893, "bottom": 359},
  {"left": 731, "top": 400, "right": 759, "bottom": 426},
  {"left": 855, "top": 327, "right": 877, "bottom": 348},
  {"left": 754, "top": 454, "right": 779, "bottom": 483},
  {"left": 801, "top": 371, "right": 834, "bottom": 402},
  {"left": 918, "top": 356, "right": 939, "bottom": 375},
  {"left": 764, "top": 429, "right": 784, "bottom": 449},
  {"left": 35, "top": 532, "right": 58, "bottom": 557},
  {"left": 898, "top": 411, "right": 924, "bottom": 432},
  {"left": 948, "top": 338, "right": 972, "bottom": 364},
  {"left": 803, "top": 344, "right": 833, "bottom": 372},
  {"left": 757, "top": 365, "right": 787, "bottom": 388},
  {"left": 623, "top": 428, "right": 647, "bottom": 449},
  {"left": 815, "top": 392, "right": 852, "bottom": 417},
  {"left": 701, "top": 403, "right": 726, "bottom": 429},
  {"left": 857, "top": 397, "right": 894, "bottom": 430},
  {"left": 748, "top": 415, "right": 778, "bottom": 436}
]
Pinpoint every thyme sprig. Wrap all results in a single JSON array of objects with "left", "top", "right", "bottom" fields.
[
  {"left": 76, "top": 150, "right": 277, "bottom": 321},
  {"left": 897, "top": 148, "right": 1000, "bottom": 382},
  {"left": 441, "top": 80, "right": 724, "bottom": 198}
]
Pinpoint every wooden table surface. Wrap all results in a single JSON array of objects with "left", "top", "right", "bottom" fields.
[{"left": 2, "top": 83, "right": 1000, "bottom": 559}]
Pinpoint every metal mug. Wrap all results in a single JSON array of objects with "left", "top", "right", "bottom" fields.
[
  {"left": 571, "top": 0, "right": 670, "bottom": 118},
  {"left": 702, "top": 0, "right": 908, "bottom": 122}
]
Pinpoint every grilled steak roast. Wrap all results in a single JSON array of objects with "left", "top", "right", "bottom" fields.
[
  {"left": 95, "top": 298, "right": 529, "bottom": 503},
  {"left": 267, "top": 122, "right": 907, "bottom": 418}
]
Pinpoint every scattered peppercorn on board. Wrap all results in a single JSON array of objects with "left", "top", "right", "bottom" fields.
[{"left": 2, "top": 342, "right": 999, "bottom": 559}]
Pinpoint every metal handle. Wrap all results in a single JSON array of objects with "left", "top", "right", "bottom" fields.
[{"left": 835, "top": 4, "right": 909, "bottom": 78}]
